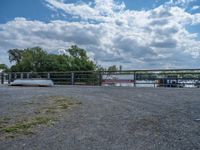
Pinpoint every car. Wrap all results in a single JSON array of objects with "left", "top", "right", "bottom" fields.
[
  {"left": 157, "top": 78, "right": 185, "bottom": 88},
  {"left": 177, "top": 81, "right": 185, "bottom": 88},
  {"left": 195, "top": 81, "right": 200, "bottom": 88}
]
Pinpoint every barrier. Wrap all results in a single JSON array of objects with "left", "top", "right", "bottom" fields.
[{"left": 1, "top": 69, "right": 200, "bottom": 88}]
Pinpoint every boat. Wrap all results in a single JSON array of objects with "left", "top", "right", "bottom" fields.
[{"left": 10, "top": 79, "right": 54, "bottom": 87}]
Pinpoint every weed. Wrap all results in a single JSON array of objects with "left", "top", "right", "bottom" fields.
[
  {"left": 1, "top": 96, "right": 81, "bottom": 139},
  {"left": 3, "top": 116, "right": 53, "bottom": 134}
]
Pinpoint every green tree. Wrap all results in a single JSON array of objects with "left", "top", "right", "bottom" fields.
[
  {"left": 10, "top": 47, "right": 48, "bottom": 72},
  {"left": 9, "top": 45, "right": 97, "bottom": 72},
  {"left": 0, "top": 64, "right": 8, "bottom": 71},
  {"left": 8, "top": 49, "right": 23, "bottom": 63},
  {"left": 107, "top": 65, "right": 118, "bottom": 72},
  {"left": 66, "top": 45, "right": 97, "bottom": 71}
]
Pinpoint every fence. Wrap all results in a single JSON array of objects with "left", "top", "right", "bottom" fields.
[{"left": 1, "top": 69, "right": 200, "bottom": 88}]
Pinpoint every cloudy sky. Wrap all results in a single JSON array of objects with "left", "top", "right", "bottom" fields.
[{"left": 0, "top": 0, "right": 200, "bottom": 69}]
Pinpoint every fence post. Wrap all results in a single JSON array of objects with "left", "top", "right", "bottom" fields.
[
  {"left": 14, "top": 73, "right": 17, "bottom": 79},
  {"left": 99, "top": 72, "right": 102, "bottom": 86},
  {"left": 8, "top": 73, "right": 11, "bottom": 84},
  {"left": 47, "top": 73, "right": 50, "bottom": 79},
  {"left": 71, "top": 72, "right": 74, "bottom": 85},
  {"left": 134, "top": 72, "right": 136, "bottom": 87},
  {"left": 27, "top": 73, "right": 30, "bottom": 79},
  {"left": 1, "top": 72, "right": 4, "bottom": 84},
  {"left": 20, "top": 73, "right": 23, "bottom": 79}
]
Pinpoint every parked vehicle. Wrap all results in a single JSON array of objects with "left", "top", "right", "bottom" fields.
[
  {"left": 157, "top": 77, "right": 185, "bottom": 88},
  {"left": 194, "top": 81, "right": 200, "bottom": 88},
  {"left": 177, "top": 82, "right": 185, "bottom": 88}
]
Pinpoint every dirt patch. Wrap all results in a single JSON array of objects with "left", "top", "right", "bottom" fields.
[{"left": 128, "top": 116, "right": 161, "bottom": 136}]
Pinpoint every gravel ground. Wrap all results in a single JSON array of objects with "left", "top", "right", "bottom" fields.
[{"left": 0, "top": 85, "right": 200, "bottom": 150}]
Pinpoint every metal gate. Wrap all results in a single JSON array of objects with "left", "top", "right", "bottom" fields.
[{"left": 1, "top": 69, "right": 200, "bottom": 88}]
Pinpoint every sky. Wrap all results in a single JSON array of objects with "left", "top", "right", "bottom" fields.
[{"left": 0, "top": 0, "right": 200, "bottom": 69}]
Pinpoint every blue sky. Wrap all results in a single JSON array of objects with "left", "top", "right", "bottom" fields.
[
  {"left": 0, "top": 0, "right": 52, "bottom": 23},
  {"left": 0, "top": 0, "right": 158, "bottom": 23},
  {"left": 0, "top": 0, "right": 200, "bottom": 69},
  {"left": 1, "top": 0, "right": 200, "bottom": 22},
  {"left": 2, "top": 0, "right": 198, "bottom": 22}
]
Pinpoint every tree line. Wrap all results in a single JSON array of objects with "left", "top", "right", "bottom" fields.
[{"left": 0, "top": 45, "right": 120, "bottom": 72}]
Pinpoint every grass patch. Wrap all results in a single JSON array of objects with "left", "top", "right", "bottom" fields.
[
  {"left": 0, "top": 96, "right": 82, "bottom": 139},
  {"left": 3, "top": 116, "right": 53, "bottom": 134},
  {"left": 44, "top": 96, "right": 82, "bottom": 111},
  {"left": 45, "top": 107, "right": 57, "bottom": 113},
  {"left": 0, "top": 117, "right": 12, "bottom": 129},
  {"left": 56, "top": 100, "right": 77, "bottom": 109}
]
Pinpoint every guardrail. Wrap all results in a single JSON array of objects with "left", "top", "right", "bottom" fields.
[{"left": 1, "top": 69, "right": 200, "bottom": 88}]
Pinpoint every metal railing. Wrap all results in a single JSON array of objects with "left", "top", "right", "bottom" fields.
[{"left": 1, "top": 69, "right": 200, "bottom": 88}]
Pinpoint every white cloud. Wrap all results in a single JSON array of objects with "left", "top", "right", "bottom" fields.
[
  {"left": 166, "top": 0, "right": 196, "bottom": 7},
  {"left": 0, "top": 0, "right": 200, "bottom": 69},
  {"left": 192, "top": 5, "right": 200, "bottom": 10}
]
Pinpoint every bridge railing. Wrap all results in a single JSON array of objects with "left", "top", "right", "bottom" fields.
[{"left": 1, "top": 69, "right": 200, "bottom": 88}]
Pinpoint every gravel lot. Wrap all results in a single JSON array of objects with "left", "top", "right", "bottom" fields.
[{"left": 0, "top": 85, "right": 200, "bottom": 150}]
